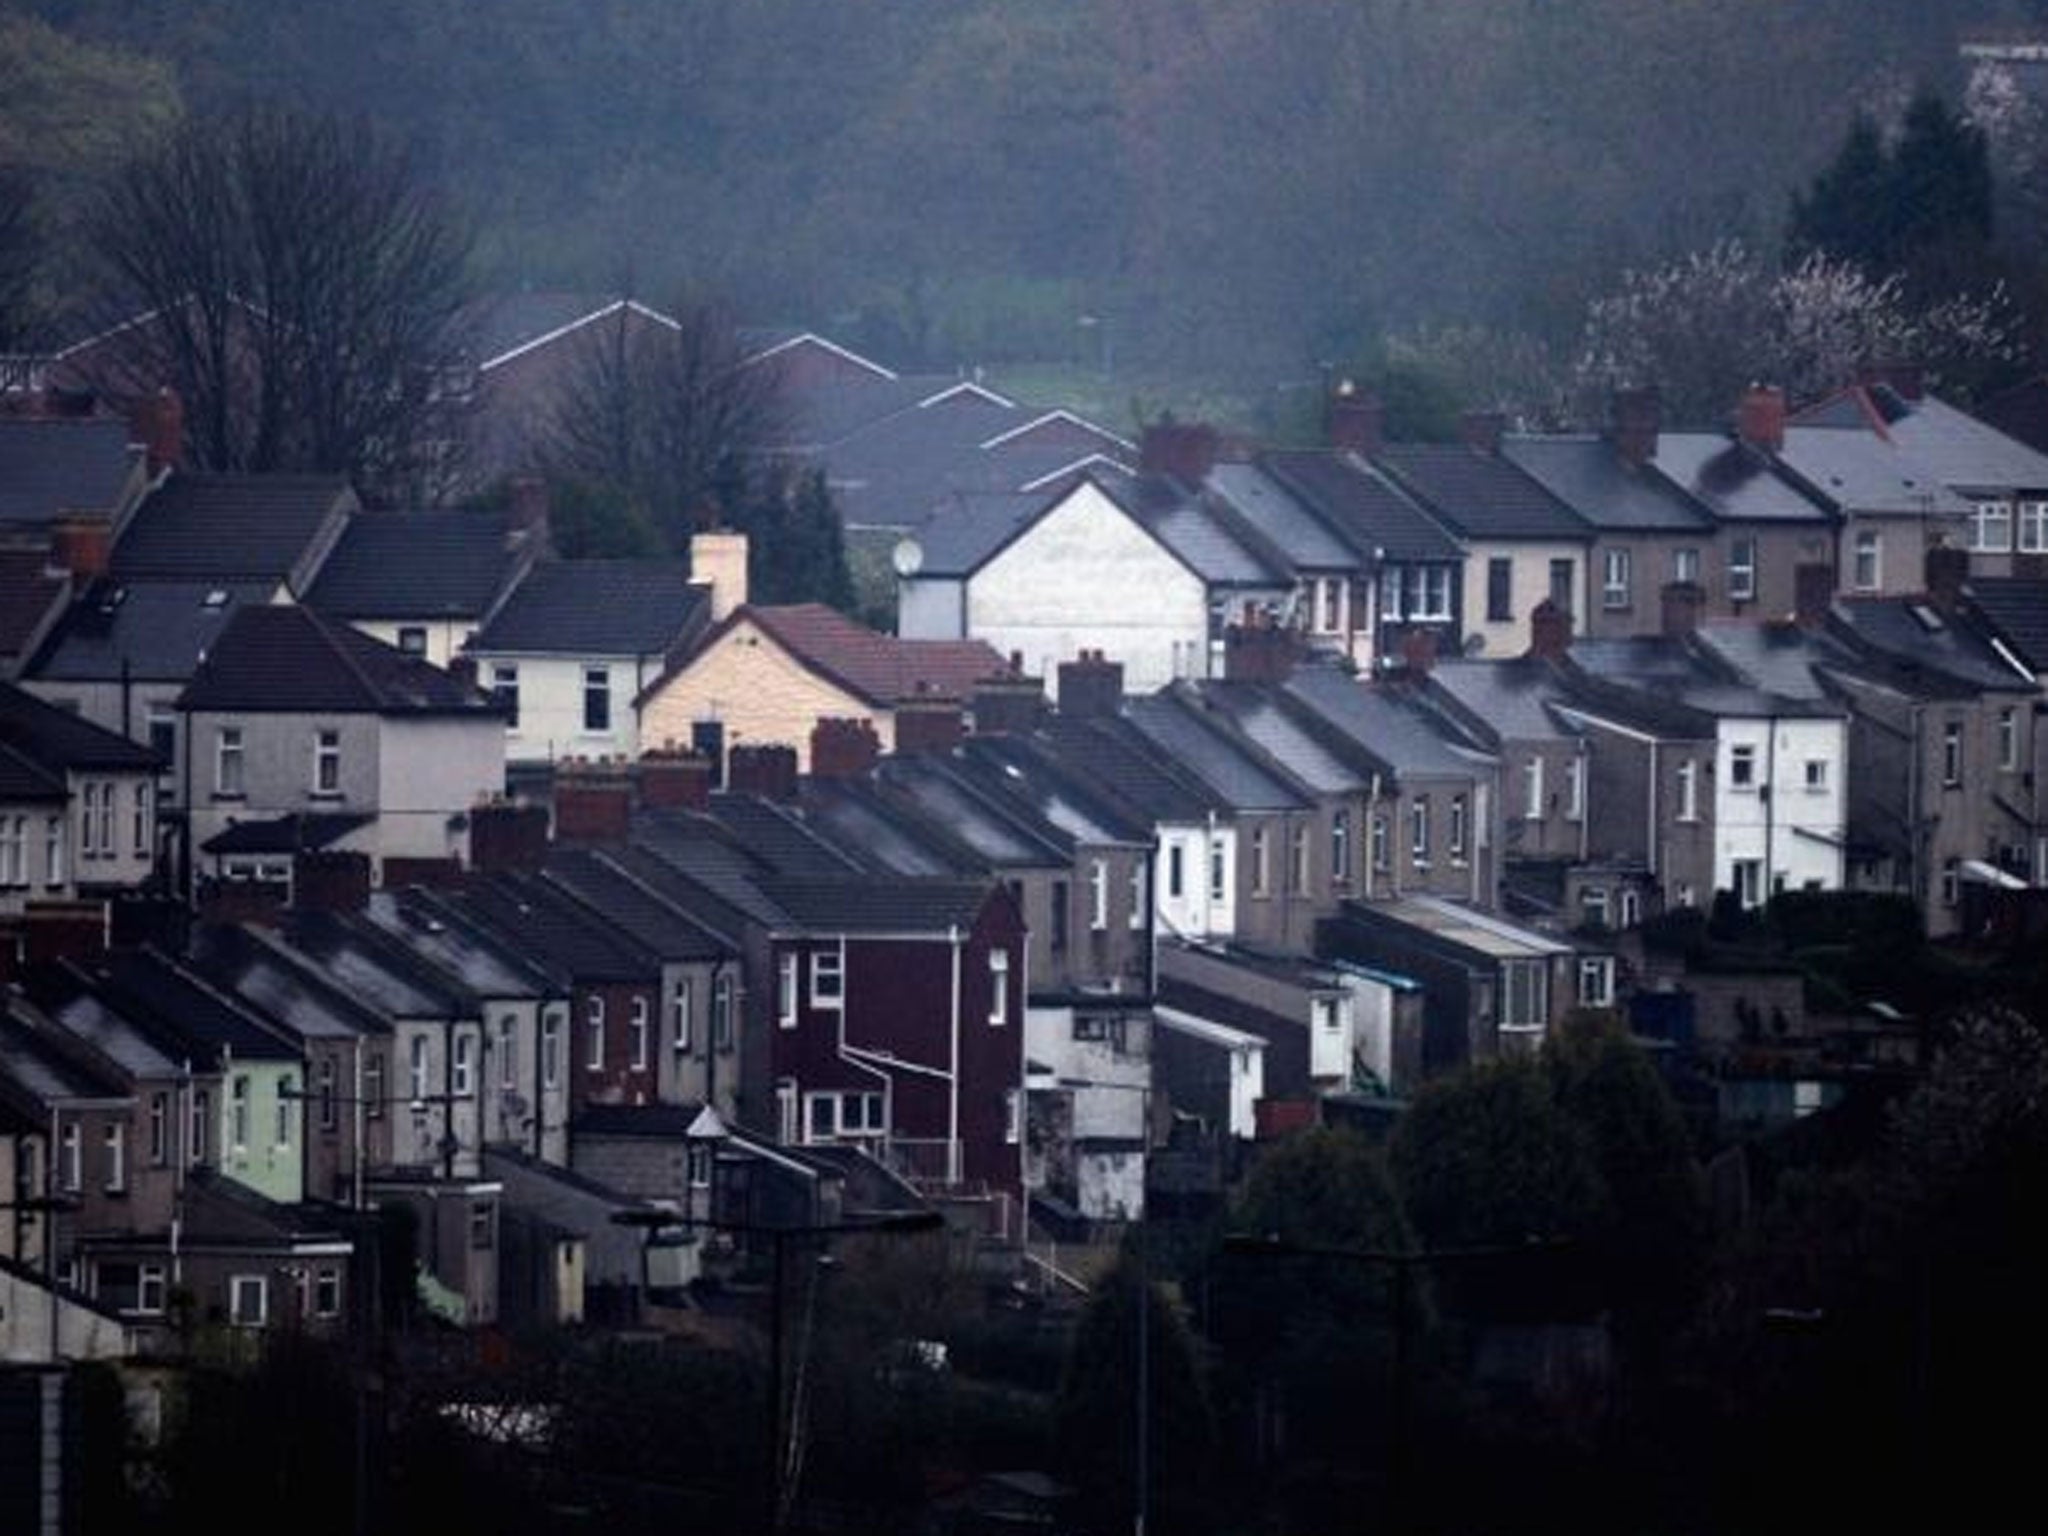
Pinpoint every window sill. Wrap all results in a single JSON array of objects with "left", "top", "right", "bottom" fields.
[
  {"left": 308, "top": 791, "right": 345, "bottom": 803},
  {"left": 211, "top": 793, "right": 246, "bottom": 803}
]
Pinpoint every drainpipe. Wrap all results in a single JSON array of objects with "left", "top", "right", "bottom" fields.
[
  {"left": 1647, "top": 741, "right": 1659, "bottom": 880},
  {"left": 1764, "top": 718, "right": 1780, "bottom": 901},
  {"left": 1365, "top": 775, "right": 1381, "bottom": 900},
  {"left": 948, "top": 925, "right": 962, "bottom": 1187}
]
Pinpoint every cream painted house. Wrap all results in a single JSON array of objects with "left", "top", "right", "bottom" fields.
[{"left": 637, "top": 604, "right": 1003, "bottom": 773}]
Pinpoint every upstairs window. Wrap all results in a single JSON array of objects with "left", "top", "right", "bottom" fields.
[
  {"left": 1852, "top": 530, "right": 1882, "bottom": 592},
  {"left": 1942, "top": 721, "right": 1963, "bottom": 786},
  {"left": 1330, "top": 810, "right": 1351, "bottom": 884},
  {"left": 216, "top": 726, "right": 245, "bottom": 797},
  {"left": 989, "top": 949, "right": 1010, "bottom": 1025},
  {"left": 586, "top": 996, "right": 606, "bottom": 1068},
  {"left": 1672, "top": 547, "right": 1701, "bottom": 585},
  {"left": 811, "top": 950, "right": 844, "bottom": 1009},
  {"left": 2019, "top": 499, "right": 2048, "bottom": 554},
  {"left": 1449, "top": 795, "right": 1468, "bottom": 860},
  {"left": 313, "top": 729, "right": 342, "bottom": 795},
  {"left": 492, "top": 665, "right": 520, "bottom": 728},
  {"left": 1601, "top": 548, "right": 1632, "bottom": 610},
  {"left": 1486, "top": 557, "right": 1513, "bottom": 622},
  {"left": 1676, "top": 759, "right": 1699, "bottom": 821},
  {"left": 1727, "top": 539, "right": 1757, "bottom": 602},
  {"left": 1729, "top": 743, "right": 1757, "bottom": 789},
  {"left": 1089, "top": 858, "right": 1110, "bottom": 928},
  {"left": 1409, "top": 797, "right": 1430, "bottom": 867},
  {"left": 1971, "top": 500, "right": 2014, "bottom": 553},
  {"left": 583, "top": 666, "right": 611, "bottom": 732},
  {"left": 398, "top": 626, "right": 427, "bottom": 655},
  {"left": 1999, "top": 708, "right": 2019, "bottom": 771},
  {"left": 1523, "top": 756, "right": 1544, "bottom": 820},
  {"left": 713, "top": 974, "right": 735, "bottom": 1049}
]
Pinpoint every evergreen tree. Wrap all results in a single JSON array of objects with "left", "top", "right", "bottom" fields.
[
  {"left": 734, "top": 466, "right": 856, "bottom": 612},
  {"left": 1788, "top": 112, "right": 1893, "bottom": 269}
]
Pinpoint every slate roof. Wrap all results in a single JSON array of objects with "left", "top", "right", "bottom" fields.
[
  {"left": 1124, "top": 691, "right": 1311, "bottom": 811},
  {"left": 87, "top": 948, "right": 298, "bottom": 1063},
  {"left": 1829, "top": 598, "right": 2038, "bottom": 694},
  {"left": 1652, "top": 434, "right": 1835, "bottom": 524},
  {"left": 467, "top": 559, "right": 704, "bottom": 656},
  {"left": 1502, "top": 435, "right": 1715, "bottom": 531},
  {"left": 868, "top": 756, "right": 1070, "bottom": 868},
  {"left": 110, "top": 473, "right": 350, "bottom": 583},
  {"left": 904, "top": 492, "right": 1048, "bottom": 577},
  {"left": 189, "top": 924, "right": 388, "bottom": 1042},
  {"left": 1282, "top": 667, "right": 1498, "bottom": 780},
  {"left": 0, "top": 679, "right": 161, "bottom": 799},
  {"left": 1256, "top": 451, "right": 1461, "bottom": 562},
  {"left": 1373, "top": 443, "right": 1588, "bottom": 540},
  {"left": 276, "top": 910, "right": 465, "bottom": 1020},
  {"left": 702, "top": 793, "right": 865, "bottom": 877},
  {"left": 542, "top": 848, "right": 737, "bottom": 958},
  {"left": 27, "top": 579, "right": 271, "bottom": 684},
  {"left": 0, "top": 1010, "right": 124, "bottom": 1103},
  {"left": 440, "top": 873, "right": 660, "bottom": 982},
  {"left": 1568, "top": 636, "right": 1842, "bottom": 720},
  {"left": 1966, "top": 577, "right": 2048, "bottom": 669},
  {"left": 954, "top": 734, "right": 1159, "bottom": 847},
  {"left": 0, "top": 416, "right": 136, "bottom": 526},
  {"left": 1189, "top": 680, "right": 1376, "bottom": 795},
  {"left": 363, "top": 890, "right": 558, "bottom": 1000},
  {"left": 1425, "top": 658, "right": 1581, "bottom": 745},
  {"left": 178, "top": 604, "right": 500, "bottom": 715},
  {"left": 1032, "top": 715, "right": 1220, "bottom": 824},
  {"left": 0, "top": 548, "right": 67, "bottom": 660},
  {"left": 1092, "top": 473, "right": 1292, "bottom": 587},
  {"left": 1205, "top": 462, "right": 1358, "bottom": 569},
  {"left": 717, "top": 604, "right": 1004, "bottom": 706},
  {"left": 200, "top": 812, "right": 373, "bottom": 855},
  {"left": 1792, "top": 385, "right": 2048, "bottom": 496},
  {"left": 305, "top": 509, "right": 520, "bottom": 619},
  {"left": 758, "top": 877, "right": 996, "bottom": 935},
  {"left": 797, "top": 777, "right": 991, "bottom": 877}
]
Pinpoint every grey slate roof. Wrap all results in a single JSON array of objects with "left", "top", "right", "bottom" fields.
[
  {"left": 200, "top": 812, "right": 373, "bottom": 856},
  {"left": 542, "top": 848, "right": 737, "bottom": 958},
  {"left": 1124, "top": 691, "right": 1311, "bottom": 811},
  {"left": 0, "top": 416, "right": 135, "bottom": 526},
  {"left": 1502, "top": 435, "right": 1714, "bottom": 531},
  {"left": 1373, "top": 443, "right": 1588, "bottom": 540},
  {"left": 797, "top": 777, "right": 998, "bottom": 877},
  {"left": 441, "top": 873, "right": 661, "bottom": 982},
  {"left": 1966, "top": 577, "right": 2048, "bottom": 670},
  {"left": 363, "top": 890, "right": 558, "bottom": 1000},
  {"left": 1282, "top": 667, "right": 1497, "bottom": 780},
  {"left": 1205, "top": 462, "right": 1358, "bottom": 568},
  {"left": 110, "top": 473, "right": 350, "bottom": 583},
  {"left": 178, "top": 604, "right": 501, "bottom": 715},
  {"left": 276, "top": 910, "right": 466, "bottom": 1020},
  {"left": 758, "top": 877, "right": 996, "bottom": 935},
  {"left": 1256, "top": 451, "right": 1461, "bottom": 562},
  {"left": 907, "top": 492, "right": 1048, "bottom": 577},
  {"left": 1793, "top": 385, "right": 2048, "bottom": 496},
  {"left": 1190, "top": 680, "right": 1376, "bottom": 795},
  {"left": 190, "top": 925, "right": 388, "bottom": 1042},
  {"left": 0, "top": 680, "right": 161, "bottom": 799},
  {"left": 1425, "top": 658, "right": 1582, "bottom": 745},
  {"left": 1829, "top": 598, "right": 2038, "bottom": 694},
  {"left": 1032, "top": 715, "right": 1221, "bottom": 824},
  {"left": 88, "top": 948, "right": 298, "bottom": 1063},
  {"left": 1091, "top": 473, "right": 1292, "bottom": 587},
  {"left": 467, "top": 559, "right": 704, "bottom": 656},
  {"left": 306, "top": 509, "right": 521, "bottom": 619},
  {"left": 27, "top": 579, "right": 271, "bottom": 684},
  {"left": 1653, "top": 434, "right": 1835, "bottom": 524}
]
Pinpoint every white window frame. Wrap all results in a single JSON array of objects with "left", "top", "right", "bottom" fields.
[
  {"left": 1942, "top": 721, "right": 1963, "bottom": 786},
  {"left": 1409, "top": 797, "right": 1430, "bottom": 867},
  {"left": 1167, "top": 843, "right": 1185, "bottom": 899},
  {"left": 1601, "top": 547, "right": 1632, "bottom": 610},
  {"left": 1581, "top": 886, "right": 1609, "bottom": 928},
  {"left": 713, "top": 974, "right": 734, "bottom": 1049},
  {"left": 1448, "top": 795, "right": 1468, "bottom": 861},
  {"left": 1734, "top": 858, "right": 1763, "bottom": 909},
  {"left": 1851, "top": 529, "right": 1881, "bottom": 592},
  {"left": 777, "top": 953, "right": 799, "bottom": 1028},
  {"left": 1971, "top": 499, "right": 2014, "bottom": 553},
  {"left": 1941, "top": 857, "right": 1961, "bottom": 906},
  {"left": 60, "top": 1122, "right": 81, "bottom": 1191},
  {"left": 673, "top": 981, "right": 694, "bottom": 1057},
  {"left": 1207, "top": 837, "right": 1227, "bottom": 901},
  {"left": 408, "top": 1036, "right": 430, "bottom": 1104},
  {"left": 1290, "top": 823, "right": 1310, "bottom": 892},
  {"left": 1619, "top": 887, "right": 1641, "bottom": 928},
  {"left": 630, "top": 997, "right": 650, "bottom": 1070},
  {"left": 44, "top": 813, "right": 65, "bottom": 887},
  {"left": 810, "top": 949, "right": 844, "bottom": 1009},
  {"left": 1566, "top": 757, "right": 1585, "bottom": 822},
  {"left": 541, "top": 1015, "right": 561, "bottom": 1090},
  {"left": 314, "top": 1269, "right": 342, "bottom": 1318},
  {"left": 585, "top": 995, "right": 606, "bottom": 1069},
  {"left": 1129, "top": 861, "right": 1147, "bottom": 928},
  {"left": 137, "top": 1264, "right": 167, "bottom": 1316},
  {"left": 1523, "top": 756, "right": 1544, "bottom": 820},
  {"left": 149, "top": 1092, "right": 167, "bottom": 1165},
  {"left": 492, "top": 664, "right": 520, "bottom": 727},
  {"left": 1370, "top": 814, "right": 1389, "bottom": 873},
  {"left": 131, "top": 783, "right": 149, "bottom": 858},
  {"left": 497, "top": 1016, "right": 517, "bottom": 1091},
  {"left": 215, "top": 726, "right": 245, "bottom": 797},
  {"left": 1500, "top": 959, "right": 1550, "bottom": 1032},
  {"left": 1727, "top": 538, "right": 1757, "bottom": 602},
  {"left": 989, "top": 948, "right": 1010, "bottom": 1025},
  {"left": 1999, "top": 708, "right": 2019, "bottom": 771},
  {"left": 230, "top": 1074, "right": 251, "bottom": 1153},
  {"left": 1578, "top": 956, "right": 1616, "bottom": 1008},
  {"left": 452, "top": 1033, "right": 474, "bottom": 1097},
  {"left": 1729, "top": 744, "right": 1757, "bottom": 790},
  {"left": 2019, "top": 499, "right": 2048, "bottom": 553},
  {"left": 1331, "top": 810, "right": 1350, "bottom": 884},
  {"left": 230, "top": 1274, "right": 269, "bottom": 1328},
  {"left": 1676, "top": 759, "right": 1699, "bottom": 822},
  {"left": 582, "top": 665, "right": 611, "bottom": 733},
  {"left": 1804, "top": 759, "right": 1828, "bottom": 792},
  {"left": 1672, "top": 547, "right": 1701, "bottom": 585},
  {"left": 313, "top": 728, "right": 342, "bottom": 796},
  {"left": 104, "top": 1122, "right": 126, "bottom": 1192},
  {"left": 1250, "top": 828, "right": 1270, "bottom": 896},
  {"left": 1089, "top": 858, "right": 1109, "bottom": 929},
  {"left": 190, "top": 1089, "right": 211, "bottom": 1164}
]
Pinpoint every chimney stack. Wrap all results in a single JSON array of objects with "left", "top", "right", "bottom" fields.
[
  {"left": 469, "top": 802, "right": 549, "bottom": 874},
  {"left": 1660, "top": 580, "right": 1704, "bottom": 640},
  {"left": 1399, "top": 625, "right": 1439, "bottom": 677},
  {"left": 552, "top": 764, "right": 634, "bottom": 843},
  {"left": 1925, "top": 543, "right": 1969, "bottom": 615},
  {"left": 1056, "top": 649, "right": 1126, "bottom": 720},
  {"left": 969, "top": 656, "right": 1051, "bottom": 736},
  {"left": 130, "top": 387, "right": 183, "bottom": 477},
  {"left": 507, "top": 476, "right": 552, "bottom": 554},
  {"left": 1609, "top": 387, "right": 1661, "bottom": 467},
  {"left": 1460, "top": 410, "right": 1506, "bottom": 456},
  {"left": 1223, "top": 613, "right": 1302, "bottom": 683},
  {"left": 1858, "top": 362, "right": 1925, "bottom": 402},
  {"left": 1793, "top": 563, "right": 1834, "bottom": 630},
  {"left": 690, "top": 529, "right": 750, "bottom": 624},
  {"left": 727, "top": 743, "right": 800, "bottom": 802},
  {"left": 1326, "top": 384, "right": 1383, "bottom": 458},
  {"left": 893, "top": 688, "right": 966, "bottom": 755},
  {"left": 1528, "top": 599, "right": 1573, "bottom": 661},
  {"left": 1735, "top": 385, "right": 1786, "bottom": 455},
  {"left": 49, "top": 516, "right": 112, "bottom": 579},
  {"left": 637, "top": 748, "right": 713, "bottom": 811},
  {"left": 1140, "top": 422, "right": 1220, "bottom": 486},
  {"left": 809, "top": 717, "right": 882, "bottom": 780}
]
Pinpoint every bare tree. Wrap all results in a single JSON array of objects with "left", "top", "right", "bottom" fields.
[
  {"left": 82, "top": 107, "right": 473, "bottom": 499},
  {"left": 540, "top": 296, "right": 788, "bottom": 548}
]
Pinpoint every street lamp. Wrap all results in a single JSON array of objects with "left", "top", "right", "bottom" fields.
[{"left": 613, "top": 1205, "right": 944, "bottom": 1533}]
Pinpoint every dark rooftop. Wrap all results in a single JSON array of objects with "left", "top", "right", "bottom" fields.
[
  {"left": 27, "top": 578, "right": 272, "bottom": 684},
  {"left": 468, "top": 559, "right": 704, "bottom": 656},
  {"left": 1257, "top": 450, "right": 1461, "bottom": 563},
  {"left": 0, "top": 416, "right": 136, "bottom": 526},
  {"left": 1374, "top": 442, "right": 1588, "bottom": 541},
  {"left": 305, "top": 508, "right": 521, "bottom": 619},
  {"left": 110, "top": 473, "right": 350, "bottom": 584},
  {"left": 178, "top": 604, "right": 501, "bottom": 715}
]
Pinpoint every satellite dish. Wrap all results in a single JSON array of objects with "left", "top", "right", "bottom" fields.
[{"left": 891, "top": 538, "right": 925, "bottom": 577}]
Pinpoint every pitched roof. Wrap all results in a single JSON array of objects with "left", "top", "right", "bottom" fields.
[
  {"left": 1282, "top": 667, "right": 1496, "bottom": 780},
  {"left": 757, "top": 877, "right": 997, "bottom": 935},
  {"left": 1652, "top": 434, "right": 1835, "bottom": 524},
  {"left": 177, "top": 604, "right": 501, "bottom": 715},
  {"left": 111, "top": 473, "right": 351, "bottom": 583},
  {"left": 1792, "top": 384, "right": 2048, "bottom": 496},
  {"left": 1256, "top": 451, "right": 1461, "bottom": 562},
  {"left": 0, "top": 679, "right": 162, "bottom": 796},
  {"left": 1091, "top": 473, "right": 1293, "bottom": 586},
  {"left": 467, "top": 559, "right": 704, "bottom": 655},
  {"left": 462, "top": 292, "right": 634, "bottom": 367},
  {"left": 441, "top": 873, "right": 661, "bottom": 982},
  {"left": 1501, "top": 435, "right": 1715, "bottom": 532},
  {"left": 199, "top": 812, "right": 374, "bottom": 856},
  {"left": 1204, "top": 461, "right": 1359, "bottom": 568},
  {"left": 0, "top": 548, "right": 67, "bottom": 661},
  {"left": 27, "top": 578, "right": 272, "bottom": 684},
  {"left": 1124, "top": 690, "right": 1311, "bottom": 812},
  {"left": 0, "top": 416, "right": 136, "bottom": 526},
  {"left": 1966, "top": 576, "right": 2048, "bottom": 670},
  {"left": 1828, "top": 598, "right": 2038, "bottom": 694},
  {"left": 727, "top": 604, "right": 1004, "bottom": 706},
  {"left": 305, "top": 508, "right": 521, "bottom": 619},
  {"left": 1374, "top": 443, "right": 1588, "bottom": 541}
]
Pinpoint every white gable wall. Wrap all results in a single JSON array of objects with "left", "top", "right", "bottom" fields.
[{"left": 966, "top": 483, "right": 1209, "bottom": 694}]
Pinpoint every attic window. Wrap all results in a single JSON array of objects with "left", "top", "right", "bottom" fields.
[{"left": 204, "top": 589, "right": 229, "bottom": 609}]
